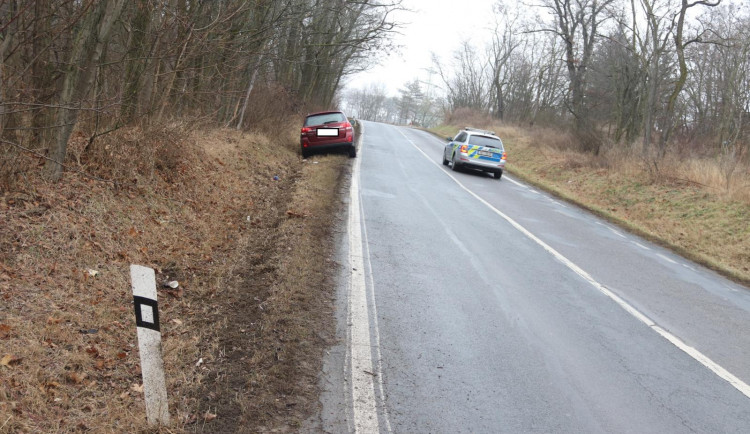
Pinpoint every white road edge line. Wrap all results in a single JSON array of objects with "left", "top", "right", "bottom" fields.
[
  {"left": 634, "top": 242, "right": 651, "bottom": 251},
  {"left": 505, "top": 176, "right": 525, "bottom": 187},
  {"left": 397, "top": 127, "right": 750, "bottom": 400},
  {"left": 361, "top": 189, "right": 394, "bottom": 434},
  {"left": 657, "top": 253, "right": 679, "bottom": 265},
  {"left": 348, "top": 122, "right": 389, "bottom": 432}
]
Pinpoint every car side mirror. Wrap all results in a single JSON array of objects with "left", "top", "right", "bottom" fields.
[{"left": 446, "top": 137, "right": 452, "bottom": 141}]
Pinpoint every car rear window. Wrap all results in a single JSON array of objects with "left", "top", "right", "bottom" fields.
[
  {"left": 304, "top": 112, "right": 346, "bottom": 126},
  {"left": 468, "top": 135, "right": 503, "bottom": 149}
]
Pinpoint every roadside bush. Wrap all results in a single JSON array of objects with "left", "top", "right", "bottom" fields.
[
  {"left": 446, "top": 107, "right": 494, "bottom": 128},
  {"left": 240, "top": 83, "right": 303, "bottom": 131},
  {"left": 77, "top": 123, "right": 198, "bottom": 184}
]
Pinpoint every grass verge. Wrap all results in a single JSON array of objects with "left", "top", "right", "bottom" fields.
[
  {"left": 1, "top": 123, "right": 349, "bottom": 432},
  {"left": 430, "top": 124, "right": 750, "bottom": 286}
]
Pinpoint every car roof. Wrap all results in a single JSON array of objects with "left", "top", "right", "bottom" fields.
[
  {"left": 306, "top": 110, "right": 345, "bottom": 117},
  {"left": 467, "top": 132, "right": 500, "bottom": 139},
  {"left": 462, "top": 127, "right": 498, "bottom": 137}
]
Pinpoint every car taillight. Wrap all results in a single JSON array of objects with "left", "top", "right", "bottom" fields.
[
  {"left": 344, "top": 122, "right": 353, "bottom": 131},
  {"left": 460, "top": 144, "right": 468, "bottom": 153},
  {"left": 502, "top": 152, "right": 507, "bottom": 160},
  {"left": 301, "top": 127, "right": 311, "bottom": 133}
]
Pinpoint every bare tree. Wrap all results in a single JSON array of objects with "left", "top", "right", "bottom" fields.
[
  {"left": 657, "top": 0, "right": 722, "bottom": 158},
  {"left": 488, "top": 3, "right": 522, "bottom": 120},
  {"left": 532, "top": 0, "right": 616, "bottom": 153},
  {"left": 45, "top": 0, "right": 126, "bottom": 181}
]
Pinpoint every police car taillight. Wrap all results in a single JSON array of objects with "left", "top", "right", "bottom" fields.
[{"left": 502, "top": 152, "right": 507, "bottom": 161}]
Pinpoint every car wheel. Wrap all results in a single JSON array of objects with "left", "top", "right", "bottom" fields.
[
  {"left": 442, "top": 150, "right": 449, "bottom": 166},
  {"left": 451, "top": 153, "right": 460, "bottom": 172},
  {"left": 348, "top": 145, "right": 357, "bottom": 158},
  {"left": 301, "top": 148, "right": 310, "bottom": 159},
  {"left": 494, "top": 171, "right": 502, "bottom": 180}
]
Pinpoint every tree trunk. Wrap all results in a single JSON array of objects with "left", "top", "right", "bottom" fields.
[
  {"left": 156, "top": 24, "right": 194, "bottom": 122},
  {"left": 657, "top": 0, "right": 721, "bottom": 159},
  {"left": 236, "top": 52, "right": 264, "bottom": 130},
  {"left": 0, "top": 1, "right": 16, "bottom": 139},
  {"left": 45, "top": 0, "right": 126, "bottom": 181},
  {"left": 120, "top": 0, "right": 153, "bottom": 123}
]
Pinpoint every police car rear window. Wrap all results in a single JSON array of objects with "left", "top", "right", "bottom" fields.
[
  {"left": 305, "top": 113, "right": 346, "bottom": 126},
  {"left": 468, "top": 135, "right": 503, "bottom": 149}
]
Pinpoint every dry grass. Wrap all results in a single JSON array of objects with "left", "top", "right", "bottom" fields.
[
  {"left": 431, "top": 123, "right": 750, "bottom": 284},
  {"left": 1, "top": 119, "right": 349, "bottom": 432}
]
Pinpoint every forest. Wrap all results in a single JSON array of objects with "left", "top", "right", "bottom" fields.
[{"left": 0, "top": 0, "right": 398, "bottom": 182}]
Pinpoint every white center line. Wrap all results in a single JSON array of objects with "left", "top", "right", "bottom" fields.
[{"left": 397, "top": 127, "right": 750, "bottom": 400}]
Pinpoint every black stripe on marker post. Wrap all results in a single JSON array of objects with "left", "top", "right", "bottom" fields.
[{"left": 133, "top": 295, "right": 160, "bottom": 332}]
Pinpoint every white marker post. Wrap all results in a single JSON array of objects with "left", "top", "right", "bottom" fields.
[{"left": 130, "top": 265, "right": 170, "bottom": 426}]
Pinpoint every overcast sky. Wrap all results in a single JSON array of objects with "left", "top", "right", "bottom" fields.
[{"left": 344, "top": 0, "right": 499, "bottom": 97}]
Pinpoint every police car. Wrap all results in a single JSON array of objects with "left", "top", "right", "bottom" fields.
[{"left": 443, "top": 127, "right": 507, "bottom": 179}]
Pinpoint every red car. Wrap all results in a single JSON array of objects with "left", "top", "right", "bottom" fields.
[{"left": 300, "top": 111, "right": 356, "bottom": 158}]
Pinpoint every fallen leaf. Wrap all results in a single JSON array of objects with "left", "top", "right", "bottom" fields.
[
  {"left": 204, "top": 412, "right": 217, "bottom": 422},
  {"left": 196, "top": 358, "right": 203, "bottom": 367},
  {"left": 85, "top": 346, "right": 99, "bottom": 358},
  {"left": 165, "top": 287, "right": 183, "bottom": 298},
  {"left": 131, "top": 383, "right": 144, "bottom": 393},
  {"left": 0, "top": 354, "right": 21, "bottom": 367},
  {"left": 116, "top": 352, "right": 127, "bottom": 360},
  {"left": 68, "top": 372, "right": 87, "bottom": 384},
  {"left": 285, "top": 209, "right": 307, "bottom": 218},
  {"left": 0, "top": 324, "right": 11, "bottom": 339},
  {"left": 171, "top": 319, "right": 183, "bottom": 326},
  {"left": 119, "top": 391, "right": 130, "bottom": 399},
  {"left": 85, "top": 269, "right": 99, "bottom": 277}
]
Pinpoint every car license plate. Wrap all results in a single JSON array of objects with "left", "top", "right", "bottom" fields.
[
  {"left": 317, "top": 128, "right": 339, "bottom": 137},
  {"left": 478, "top": 150, "right": 494, "bottom": 157}
]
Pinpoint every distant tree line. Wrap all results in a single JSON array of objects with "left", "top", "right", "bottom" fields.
[
  {"left": 344, "top": 79, "right": 443, "bottom": 127},
  {"left": 0, "top": 0, "right": 399, "bottom": 180},
  {"left": 444, "top": 0, "right": 749, "bottom": 160}
]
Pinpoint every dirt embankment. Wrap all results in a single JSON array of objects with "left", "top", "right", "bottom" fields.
[{"left": 1, "top": 125, "right": 349, "bottom": 432}]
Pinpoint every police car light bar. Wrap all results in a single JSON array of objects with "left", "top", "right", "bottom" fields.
[{"left": 463, "top": 127, "right": 496, "bottom": 136}]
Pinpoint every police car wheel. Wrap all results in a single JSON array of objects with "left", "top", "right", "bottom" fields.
[
  {"left": 451, "top": 154, "right": 460, "bottom": 171},
  {"left": 442, "top": 153, "right": 449, "bottom": 166},
  {"left": 494, "top": 171, "right": 502, "bottom": 180}
]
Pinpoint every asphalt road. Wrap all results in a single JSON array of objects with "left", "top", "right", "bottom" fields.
[{"left": 317, "top": 121, "right": 750, "bottom": 433}]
